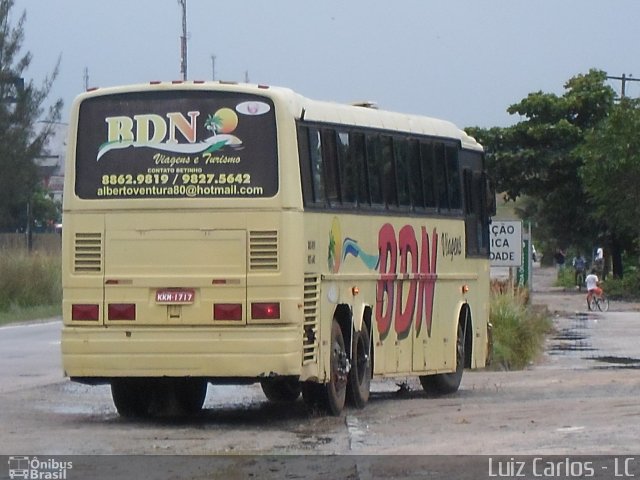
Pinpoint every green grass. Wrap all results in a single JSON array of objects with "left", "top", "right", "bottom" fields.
[
  {"left": 555, "top": 267, "right": 577, "bottom": 289},
  {"left": 0, "top": 304, "right": 61, "bottom": 326},
  {"left": 489, "top": 288, "right": 553, "bottom": 370},
  {"left": 0, "top": 248, "right": 61, "bottom": 325}
]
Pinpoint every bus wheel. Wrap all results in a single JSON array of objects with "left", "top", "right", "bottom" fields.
[
  {"left": 303, "top": 320, "right": 348, "bottom": 415},
  {"left": 260, "top": 378, "right": 301, "bottom": 403},
  {"left": 111, "top": 378, "right": 152, "bottom": 418},
  {"left": 173, "top": 378, "right": 208, "bottom": 415},
  {"left": 347, "top": 322, "right": 371, "bottom": 408},
  {"left": 325, "top": 319, "right": 349, "bottom": 415},
  {"left": 419, "top": 321, "right": 465, "bottom": 395}
]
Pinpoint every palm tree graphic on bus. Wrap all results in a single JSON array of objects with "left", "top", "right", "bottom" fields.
[{"left": 203, "top": 108, "right": 243, "bottom": 154}]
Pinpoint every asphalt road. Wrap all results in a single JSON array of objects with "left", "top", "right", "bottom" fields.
[{"left": 0, "top": 319, "right": 62, "bottom": 394}]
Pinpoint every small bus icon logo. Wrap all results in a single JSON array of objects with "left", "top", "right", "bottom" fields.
[{"left": 8, "top": 456, "right": 30, "bottom": 479}]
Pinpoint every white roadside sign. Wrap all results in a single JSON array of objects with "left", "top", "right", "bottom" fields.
[{"left": 490, "top": 220, "right": 522, "bottom": 267}]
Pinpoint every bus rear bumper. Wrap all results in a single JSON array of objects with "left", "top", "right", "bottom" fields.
[{"left": 61, "top": 325, "right": 303, "bottom": 380}]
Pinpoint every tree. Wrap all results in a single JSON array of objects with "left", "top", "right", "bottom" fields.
[
  {"left": 579, "top": 99, "right": 640, "bottom": 277},
  {"left": 467, "top": 69, "right": 616, "bottom": 263},
  {"left": 0, "top": 0, "right": 62, "bottom": 231}
]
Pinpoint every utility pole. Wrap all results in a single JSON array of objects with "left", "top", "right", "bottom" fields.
[
  {"left": 178, "top": 0, "right": 188, "bottom": 80},
  {"left": 83, "top": 67, "right": 89, "bottom": 91},
  {"left": 211, "top": 55, "right": 216, "bottom": 80},
  {"left": 606, "top": 73, "right": 640, "bottom": 99}
]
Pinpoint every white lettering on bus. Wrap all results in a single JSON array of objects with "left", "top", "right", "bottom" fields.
[{"left": 105, "top": 111, "right": 201, "bottom": 144}]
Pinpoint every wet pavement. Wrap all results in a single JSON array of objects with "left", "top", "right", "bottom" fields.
[{"left": 528, "top": 265, "right": 640, "bottom": 371}]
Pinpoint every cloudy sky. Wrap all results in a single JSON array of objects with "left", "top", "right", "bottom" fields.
[{"left": 12, "top": 0, "right": 640, "bottom": 128}]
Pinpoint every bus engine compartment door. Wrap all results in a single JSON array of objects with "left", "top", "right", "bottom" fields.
[{"left": 104, "top": 226, "right": 247, "bottom": 326}]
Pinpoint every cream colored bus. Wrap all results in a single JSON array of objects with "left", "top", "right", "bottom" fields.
[{"left": 61, "top": 81, "right": 493, "bottom": 417}]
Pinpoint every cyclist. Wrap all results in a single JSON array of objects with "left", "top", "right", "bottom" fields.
[{"left": 585, "top": 268, "right": 603, "bottom": 305}]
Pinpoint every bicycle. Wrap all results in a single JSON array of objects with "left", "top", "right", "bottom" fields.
[{"left": 587, "top": 290, "right": 609, "bottom": 312}]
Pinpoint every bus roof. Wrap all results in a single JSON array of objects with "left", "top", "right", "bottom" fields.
[
  {"left": 295, "top": 95, "right": 483, "bottom": 152},
  {"left": 74, "top": 81, "right": 483, "bottom": 152}
]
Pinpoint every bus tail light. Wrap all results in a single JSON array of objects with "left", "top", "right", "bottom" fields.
[
  {"left": 251, "top": 302, "right": 280, "bottom": 320},
  {"left": 108, "top": 303, "right": 136, "bottom": 321},
  {"left": 72, "top": 304, "right": 99, "bottom": 321},
  {"left": 214, "top": 303, "right": 242, "bottom": 321}
]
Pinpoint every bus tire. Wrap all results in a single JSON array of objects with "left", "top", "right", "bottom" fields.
[
  {"left": 173, "top": 378, "right": 208, "bottom": 415},
  {"left": 260, "top": 378, "right": 301, "bottom": 403},
  {"left": 111, "top": 378, "right": 152, "bottom": 418},
  {"left": 419, "top": 321, "right": 465, "bottom": 395},
  {"left": 302, "top": 319, "right": 348, "bottom": 415},
  {"left": 326, "top": 319, "right": 349, "bottom": 414},
  {"left": 347, "top": 322, "right": 371, "bottom": 408}
]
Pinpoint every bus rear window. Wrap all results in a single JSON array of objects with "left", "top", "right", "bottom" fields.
[{"left": 75, "top": 90, "right": 278, "bottom": 199}]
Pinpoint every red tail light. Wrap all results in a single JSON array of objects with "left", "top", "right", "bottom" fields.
[
  {"left": 214, "top": 303, "right": 242, "bottom": 321},
  {"left": 251, "top": 302, "right": 280, "bottom": 320},
  {"left": 72, "top": 304, "right": 99, "bottom": 321},
  {"left": 108, "top": 303, "right": 136, "bottom": 321}
]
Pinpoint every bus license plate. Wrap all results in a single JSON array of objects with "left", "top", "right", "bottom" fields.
[{"left": 155, "top": 289, "right": 195, "bottom": 304}]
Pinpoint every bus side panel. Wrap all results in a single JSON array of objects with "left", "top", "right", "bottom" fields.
[{"left": 302, "top": 212, "right": 489, "bottom": 380}]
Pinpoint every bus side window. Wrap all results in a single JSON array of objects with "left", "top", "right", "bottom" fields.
[
  {"left": 381, "top": 135, "right": 397, "bottom": 208},
  {"left": 350, "top": 132, "right": 368, "bottom": 206},
  {"left": 463, "top": 168, "right": 479, "bottom": 255},
  {"left": 394, "top": 138, "right": 411, "bottom": 208},
  {"left": 408, "top": 140, "right": 424, "bottom": 210},
  {"left": 420, "top": 142, "right": 437, "bottom": 209},
  {"left": 337, "top": 131, "right": 357, "bottom": 205},
  {"left": 321, "top": 129, "right": 341, "bottom": 206},
  {"left": 297, "top": 125, "right": 312, "bottom": 205},
  {"left": 434, "top": 142, "right": 449, "bottom": 211},
  {"left": 308, "top": 128, "right": 326, "bottom": 204},
  {"left": 366, "top": 135, "right": 384, "bottom": 206},
  {"left": 446, "top": 145, "right": 462, "bottom": 210}
]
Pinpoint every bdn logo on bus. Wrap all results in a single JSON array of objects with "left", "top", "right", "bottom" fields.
[{"left": 376, "top": 224, "right": 438, "bottom": 341}]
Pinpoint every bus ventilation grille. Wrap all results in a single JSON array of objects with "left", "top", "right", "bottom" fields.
[
  {"left": 249, "top": 230, "right": 278, "bottom": 271},
  {"left": 302, "top": 274, "right": 320, "bottom": 365},
  {"left": 74, "top": 233, "right": 102, "bottom": 273}
]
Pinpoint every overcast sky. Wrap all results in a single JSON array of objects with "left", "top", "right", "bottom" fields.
[{"left": 13, "top": 0, "right": 640, "bottom": 128}]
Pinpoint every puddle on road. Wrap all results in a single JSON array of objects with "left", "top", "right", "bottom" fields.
[
  {"left": 591, "top": 355, "right": 640, "bottom": 369},
  {"left": 548, "top": 312, "right": 595, "bottom": 354},
  {"left": 547, "top": 312, "right": 638, "bottom": 369}
]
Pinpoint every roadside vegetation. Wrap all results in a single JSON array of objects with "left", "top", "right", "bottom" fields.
[
  {"left": 489, "top": 281, "right": 553, "bottom": 370},
  {"left": 0, "top": 248, "right": 61, "bottom": 325}
]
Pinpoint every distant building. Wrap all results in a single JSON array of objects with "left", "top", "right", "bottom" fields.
[{"left": 34, "top": 121, "right": 68, "bottom": 204}]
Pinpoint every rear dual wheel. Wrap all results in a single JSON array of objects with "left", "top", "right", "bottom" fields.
[
  {"left": 302, "top": 319, "right": 350, "bottom": 415},
  {"left": 302, "top": 319, "right": 371, "bottom": 415},
  {"left": 111, "top": 378, "right": 207, "bottom": 418},
  {"left": 111, "top": 378, "right": 153, "bottom": 418},
  {"left": 347, "top": 322, "right": 371, "bottom": 409},
  {"left": 260, "top": 378, "right": 301, "bottom": 403}
]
